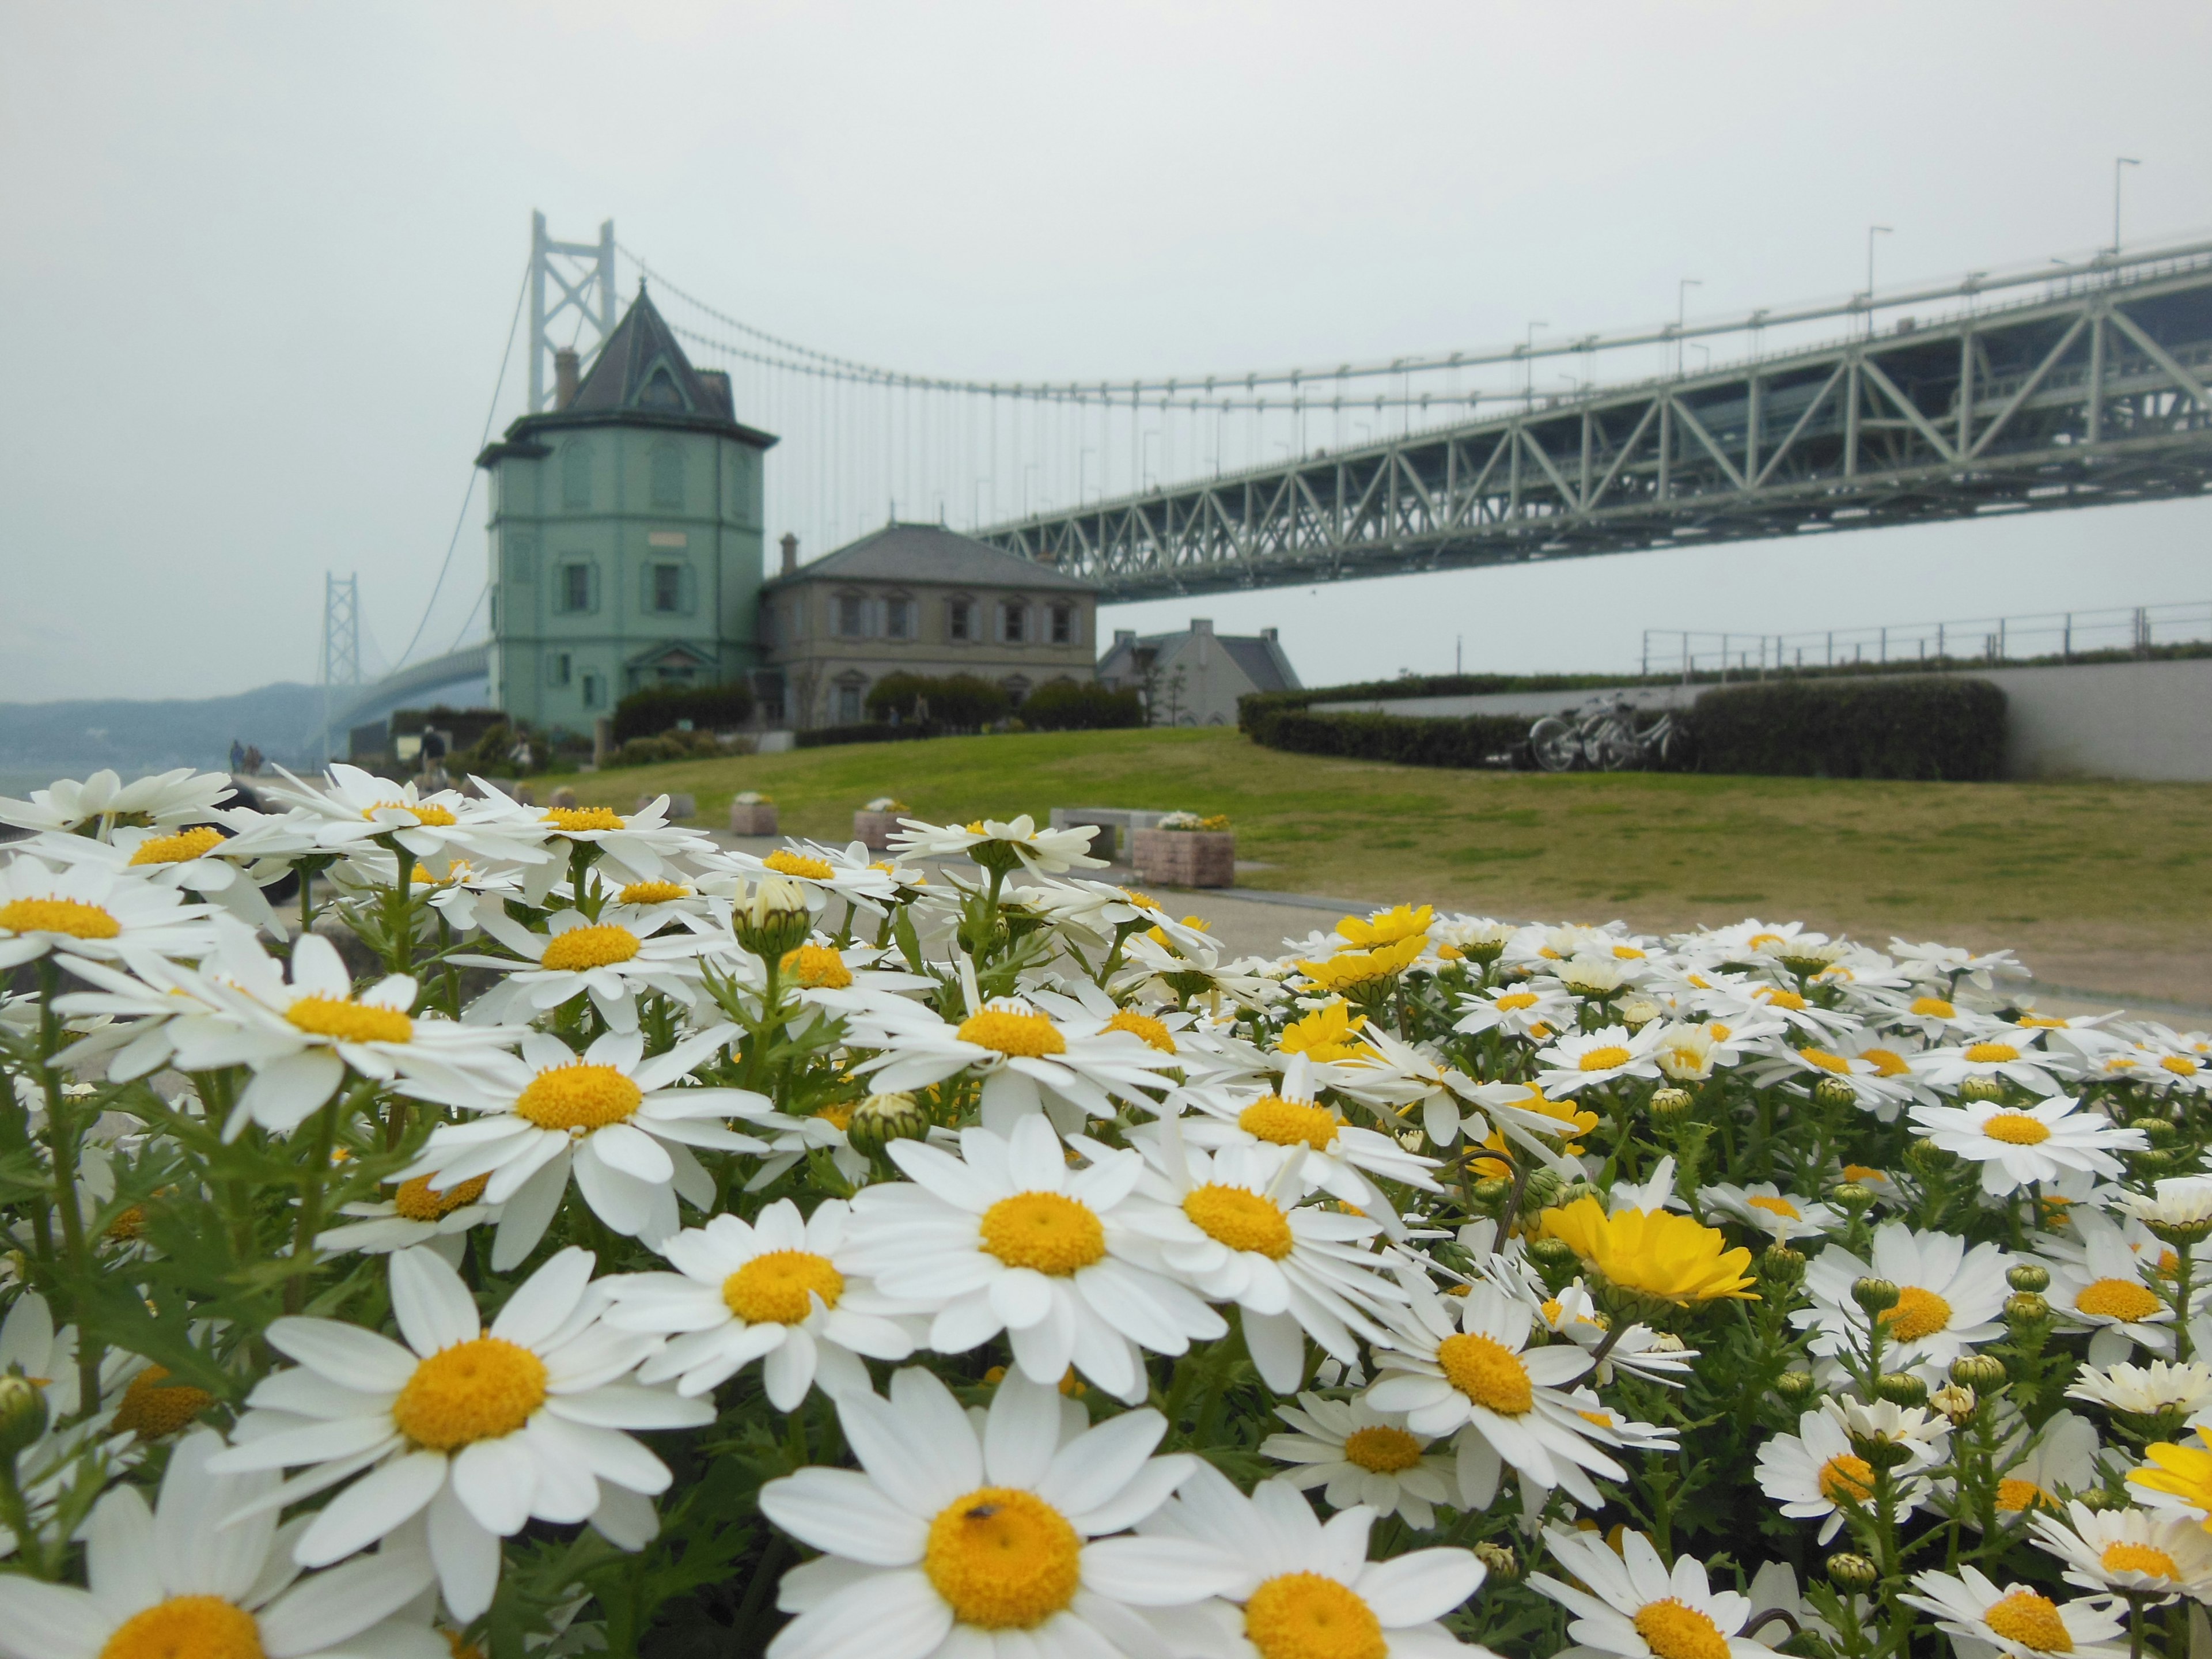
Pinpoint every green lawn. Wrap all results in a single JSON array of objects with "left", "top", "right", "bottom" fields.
[{"left": 567, "top": 728, "right": 2212, "bottom": 1005}]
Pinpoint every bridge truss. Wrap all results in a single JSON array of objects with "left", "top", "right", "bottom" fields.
[{"left": 974, "top": 255, "right": 2212, "bottom": 600}]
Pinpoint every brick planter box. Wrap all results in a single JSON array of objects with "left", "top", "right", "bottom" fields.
[
  {"left": 729, "top": 802, "right": 779, "bottom": 836},
  {"left": 1131, "top": 828, "right": 1235, "bottom": 888},
  {"left": 854, "top": 810, "right": 900, "bottom": 851}
]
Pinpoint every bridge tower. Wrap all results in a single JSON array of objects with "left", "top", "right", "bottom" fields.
[
  {"left": 319, "top": 572, "right": 361, "bottom": 763},
  {"left": 528, "top": 213, "right": 618, "bottom": 413}
]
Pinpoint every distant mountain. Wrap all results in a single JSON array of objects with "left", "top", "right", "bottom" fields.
[{"left": 0, "top": 682, "right": 329, "bottom": 777}]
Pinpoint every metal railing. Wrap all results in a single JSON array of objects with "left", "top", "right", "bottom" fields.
[{"left": 1641, "top": 602, "right": 2212, "bottom": 680}]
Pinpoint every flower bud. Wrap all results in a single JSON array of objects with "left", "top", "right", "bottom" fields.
[
  {"left": 1874, "top": 1372, "right": 1929, "bottom": 1407},
  {"left": 1528, "top": 1236, "right": 1580, "bottom": 1272},
  {"left": 1813, "top": 1077, "right": 1859, "bottom": 1111},
  {"left": 1618, "top": 998, "right": 1661, "bottom": 1031},
  {"left": 1775, "top": 1370, "right": 1818, "bottom": 1403},
  {"left": 2131, "top": 1116, "right": 2181, "bottom": 1146},
  {"left": 1472, "top": 1541, "right": 1518, "bottom": 1582},
  {"left": 1760, "top": 1244, "right": 1806, "bottom": 1287},
  {"left": 1959, "top": 1077, "right": 2007, "bottom": 1103},
  {"left": 2005, "top": 1291, "right": 2051, "bottom": 1325},
  {"left": 2007, "top": 1263, "right": 2050, "bottom": 1293},
  {"left": 846, "top": 1092, "right": 930, "bottom": 1158},
  {"left": 0, "top": 1376, "right": 48, "bottom": 1456},
  {"left": 1471, "top": 1177, "right": 1514, "bottom": 1211},
  {"left": 2077, "top": 1488, "right": 2118, "bottom": 1512},
  {"left": 1522, "top": 1170, "right": 1566, "bottom": 1210},
  {"left": 738, "top": 876, "right": 815, "bottom": 959},
  {"left": 1827, "top": 1553, "right": 1880, "bottom": 1590},
  {"left": 1949, "top": 1353, "right": 2009, "bottom": 1389},
  {"left": 1649, "top": 1088, "right": 1695, "bottom": 1123},
  {"left": 1852, "top": 1277, "right": 1902, "bottom": 1315},
  {"left": 1930, "top": 1384, "right": 1978, "bottom": 1423},
  {"left": 1904, "top": 1138, "right": 1953, "bottom": 1177},
  {"left": 1832, "top": 1183, "right": 1874, "bottom": 1211}
]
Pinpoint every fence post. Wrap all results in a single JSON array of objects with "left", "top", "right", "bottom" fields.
[
  {"left": 1999, "top": 618, "right": 2007, "bottom": 661},
  {"left": 1937, "top": 622, "right": 1945, "bottom": 661},
  {"left": 1721, "top": 632, "right": 1729, "bottom": 684},
  {"left": 1880, "top": 626, "right": 1887, "bottom": 664},
  {"left": 2063, "top": 614, "right": 2071, "bottom": 660}
]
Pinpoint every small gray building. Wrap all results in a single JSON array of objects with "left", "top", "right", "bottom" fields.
[
  {"left": 1097, "top": 619, "right": 1301, "bottom": 726},
  {"left": 759, "top": 524, "right": 1099, "bottom": 729}
]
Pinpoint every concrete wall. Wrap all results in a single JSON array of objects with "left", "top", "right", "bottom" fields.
[{"left": 1316, "top": 657, "right": 2212, "bottom": 782}]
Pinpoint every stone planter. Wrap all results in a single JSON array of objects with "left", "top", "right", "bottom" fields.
[
  {"left": 729, "top": 802, "right": 779, "bottom": 836},
  {"left": 643, "top": 793, "right": 697, "bottom": 821},
  {"left": 854, "top": 810, "right": 900, "bottom": 851},
  {"left": 1131, "top": 828, "right": 1235, "bottom": 888}
]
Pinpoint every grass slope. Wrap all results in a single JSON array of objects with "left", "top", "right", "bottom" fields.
[{"left": 570, "top": 729, "right": 2212, "bottom": 1002}]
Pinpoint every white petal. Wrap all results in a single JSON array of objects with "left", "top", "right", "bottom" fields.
[
  {"left": 490, "top": 1247, "right": 595, "bottom": 1350},
  {"left": 1353, "top": 1549, "right": 1484, "bottom": 1626},
  {"left": 297, "top": 1453, "right": 448, "bottom": 1567},
  {"left": 1078, "top": 1537, "right": 1245, "bottom": 1606},
  {"left": 158, "top": 1430, "right": 274, "bottom": 1600},
  {"left": 257, "top": 1550, "right": 434, "bottom": 1658},
  {"left": 1039, "top": 1411, "right": 1168, "bottom": 1522},
  {"left": 760, "top": 1469, "right": 929, "bottom": 1566},
  {"left": 983, "top": 1370, "right": 1062, "bottom": 1490},
  {"left": 85, "top": 1487, "right": 159, "bottom": 1620},
  {"left": 452, "top": 1437, "right": 537, "bottom": 1536},
  {"left": 767, "top": 1569, "right": 951, "bottom": 1659},
  {"left": 389, "top": 1248, "right": 480, "bottom": 1358},
  {"left": 263, "top": 1320, "right": 416, "bottom": 1392},
  {"left": 0, "top": 1581, "right": 109, "bottom": 1659},
  {"left": 840, "top": 1370, "right": 982, "bottom": 1517},
  {"left": 427, "top": 1483, "right": 502, "bottom": 1622}
]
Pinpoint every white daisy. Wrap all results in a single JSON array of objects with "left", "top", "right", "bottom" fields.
[
  {"left": 759, "top": 1366, "right": 1237, "bottom": 1659},
  {"left": 1531, "top": 1527, "right": 1772, "bottom": 1659},
  {"left": 1453, "top": 983, "right": 1578, "bottom": 1044},
  {"left": 602, "top": 1198, "right": 917, "bottom": 1408},
  {"left": 394, "top": 1026, "right": 770, "bottom": 1269},
  {"left": 1535, "top": 1024, "right": 1665, "bottom": 1096},
  {"left": 1180, "top": 1055, "right": 1444, "bottom": 1222},
  {"left": 263, "top": 763, "right": 554, "bottom": 869},
  {"left": 1795, "top": 1222, "right": 2012, "bottom": 1378},
  {"left": 207, "top": 1245, "right": 713, "bottom": 1620},
  {"left": 1887, "top": 938, "right": 2029, "bottom": 991},
  {"left": 2029, "top": 1500, "right": 2212, "bottom": 1601},
  {"left": 2115, "top": 1176, "right": 2212, "bottom": 1238},
  {"left": 1907, "top": 1095, "right": 2143, "bottom": 1196},
  {"left": 844, "top": 1115, "right": 1226, "bottom": 1403},
  {"left": 2067, "top": 1359, "right": 2212, "bottom": 1422},
  {"left": 459, "top": 904, "right": 715, "bottom": 1035},
  {"left": 1115, "top": 1134, "right": 1408, "bottom": 1389},
  {"left": 1259, "top": 1393, "right": 1456, "bottom": 1528},
  {"left": 1912, "top": 1034, "right": 2079, "bottom": 1098},
  {"left": 710, "top": 840, "right": 899, "bottom": 914},
  {"left": 316, "top": 1174, "right": 499, "bottom": 1265},
  {"left": 0, "top": 768, "right": 236, "bottom": 835},
  {"left": 2044, "top": 1210, "right": 2182, "bottom": 1363},
  {"left": 1972, "top": 1410, "right": 2101, "bottom": 1524},
  {"left": 0, "top": 1429, "right": 440, "bottom": 1659},
  {"left": 1745, "top": 1041, "right": 1912, "bottom": 1117},
  {"left": 1135, "top": 1463, "right": 1492, "bottom": 1659},
  {"left": 1901, "top": 1567, "right": 2126, "bottom": 1659},
  {"left": 0, "top": 855, "right": 213, "bottom": 972},
  {"left": 888, "top": 814, "right": 1108, "bottom": 877},
  {"left": 1700, "top": 1183, "right": 1840, "bottom": 1244},
  {"left": 1754, "top": 1404, "right": 1938, "bottom": 1544},
  {"left": 1365, "top": 1282, "right": 1620, "bottom": 1508}
]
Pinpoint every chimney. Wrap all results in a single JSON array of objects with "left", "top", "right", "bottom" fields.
[
  {"left": 698, "top": 368, "right": 733, "bottom": 416},
  {"left": 1113, "top": 628, "right": 1135, "bottom": 647},
  {"left": 1260, "top": 627, "right": 1278, "bottom": 641},
  {"left": 1190, "top": 618, "right": 1213, "bottom": 635},
  {"left": 554, "top": 347, "right": 580, "bottom": 410},
  {"left": 779, "top": 533, "right": 799, "bottom": 576}
]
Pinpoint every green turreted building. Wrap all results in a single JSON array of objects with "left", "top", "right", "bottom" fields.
[{"left": 476, "top": 288, "right": 777, "bottom": 734}]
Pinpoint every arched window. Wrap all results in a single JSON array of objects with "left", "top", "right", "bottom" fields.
[
  {"left": 560, "top": 441, "right": 592, "bottom": 511},
  {"left": 650, "top": 440, "right": 684, "bottom": 510}
]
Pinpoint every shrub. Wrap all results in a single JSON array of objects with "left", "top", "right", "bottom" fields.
[
  {"left": 604, "top": 728, "right": 736, "bottom": 769},
  {"left": 612, "top": 681, "right": 755, "bottom": 744},
  {"left": 1020, "top": 682, "right": 1144, "bottom": 731},
  {"left": 865, "top": 674, "right": 1010, "bottom": 730},
  {"left": 1244, "top": 704, "right": 1529, "bottom": 770},
  {"left": 795, "top": 723, "right": 944, "bottom": 750},
  {"left": 1685, "top": 675, "right": 2006, "bottom": 780}
]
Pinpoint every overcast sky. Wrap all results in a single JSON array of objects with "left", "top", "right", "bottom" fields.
[{"left": 3, "top": 1, "right": 2209, "bottom": 703}]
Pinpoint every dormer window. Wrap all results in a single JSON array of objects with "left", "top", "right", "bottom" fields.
[{"left": 639, "top": 366, "right": 685, "bottom": 410}]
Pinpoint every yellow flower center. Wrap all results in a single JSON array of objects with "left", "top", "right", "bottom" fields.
[
  {"left": 1997, "top": 1479, "right": 2056, "bottom": 1513},
  {"left": 1860, "top": 1049, "right": 1910, "bottom": 1077},
  {"left": 1843, "top": 1164, "right": 1885, "bottom": 1183},
  {"left": 513, "top": 1063, "right": 643, "bottom": 1132},
  {"left": 2075, "top": 1278, "right": 2162, "bottom": 1323},
  {"left": 957, "top": 1007, "right": 1066, "bottom": 1059},
  {"left": 1818, "top": 1453, "right": 1876, "bottom": 1504},
  {"left": 2163, "top": 1056, "right": 2200, "bottom": 1078},
  {"left": 1183, "top": 1185, "right": 1293, "bottom": 1259},
  {"left": 2103, "top": 1541, "right": 2179, "bottom": 1578},
  {"left": 285, "top": 995, "right": 414, "bottom": 1045},
  {"left": 1633, "top": 1601, "right": 1732, "bottom": 1659},
  {"left": 106, "top": 1205, "right": 146, "bottom": 1241},
  {"left": 722, "top": 1250, "right": 845, "bottom": 1325},
  {"left": 619, "top": 880, "right": 689, "bottom": 905},
  {"left": 544, "top": 807, "right": 625, "bottom": 832},
  {"left": 1912, "top": 997, "right": 1957, "bottom": 1019},
  {"left": 813, "top": 1104, "right": 854, "bottom": 1132},
  {"left": 1495, "top": 993, "right": 1539, "bottom": 1012},
  {"left": 112, "top": 1365, "right": 215, "bottom": 1439},
  {"left": 1982, "top": 1112, "right": 2051, "bottom": 1146},
  {"left": 365, "top": 801, "right": 456, "bottom": 826},
  {"left": 1244, "top": 1573, "right": 1386, "bottom": 1659},
  {"left": 1578, "top": 1046, "right": 1632, "bottom": 1071},
  {"left": 99, "top": 1596, "right": 263, "bottom": 1659},
  {"left": 1984, "top": 1590, "right": 2072, "bottom": 1653},
  {"left": 1340, "top": 1425, "right": 1424, "bottom": 1474},
  {"left": 1878, "top": 1286, "right": 1953, "bottom": 1343},
  {"left": 127, "top": 826, "right": 225, "bottom": 866},
  {"left": 764, "top": 850, "right": 835, "bottom": 881},
  {"left": 979, "top": 1192, "right": 1105, "bottom": 1276},
  {"left": 781, "top": 945, "right": 853, "bottom": 989},
  {"left": 1239, "top": 1097, "right": 1340, "bottom": 1152},
  {"left": 1435, "top": 1332, "right": 1533, "bottom": 1415},
  {"left": 1760, "top": 989, "right": 1808, "bottom": 1012},
  {"left": 1747, "top": 1195, "right": 1802, "bottom": 1220},
  {"left": 0, "top": 897, "right": 121, "bottom": 940},
  {"left": 1967, "top": 1042, "right": 2022, "bottom": 1064},
  {"left": 392, "top": 1173, "right": 490, "bottom": 1222},
  {"left": 923, "top": 1487, "right": 1081, "bottom": 1630},
  {"left": 1103, "top": 1010, "right": 1177, "bottom": 1053},
  {"left": 1801, "top": 1048, "right": 1851, "bottom": 1074},
  {"left": 540, "top": 924, "right": 642, "bottom": 972},
  {"left": 392, "top": 1336, "right": 548, "bottom": 1451}
]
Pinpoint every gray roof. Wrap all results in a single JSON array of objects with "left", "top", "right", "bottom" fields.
[
  {"left": 764, "top": 522, "right": 1096, "bottom": 593},
  {"left": 1101, "top": 628, "right": 1300, "bottom": 692}
]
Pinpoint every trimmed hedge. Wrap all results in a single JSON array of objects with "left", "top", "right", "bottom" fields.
[
  {"left": 1690, "top": 677, "right": 2006, "bottom": 780},
  {"left": 613, "top": 683, "right": 755, "bottom": 744},
  {"left": 1021, "top": 682, "right": 1145, "bottom": 731},
  {"left": 865, "top": 673, "right": 1010, "bottom": 730},
  {"left": 1245, "top": 706, "right": 1529, "bottom": 770},
  {"left": 795, "top": 723, "right": 945, "bottom": 750}
]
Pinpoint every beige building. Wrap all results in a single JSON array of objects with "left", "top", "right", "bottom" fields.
[
  {"left": 1097, "top": 618, "right": 1301, "bottom": 726},
  {"left": 758, "top": 522, "right": 1100, "bottom": 728}
]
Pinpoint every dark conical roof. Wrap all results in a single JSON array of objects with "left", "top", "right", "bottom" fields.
[{"left": 479, "top": 286, "right": 776, "bottom": 464}]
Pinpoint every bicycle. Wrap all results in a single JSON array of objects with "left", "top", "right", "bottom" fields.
[{"left": 1528, "top": 696, "right": 1690, "bottom": 772}]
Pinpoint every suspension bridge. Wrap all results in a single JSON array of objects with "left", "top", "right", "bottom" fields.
[{"left": 344, "top": 216, "right": 2212, "bottom": 721}]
